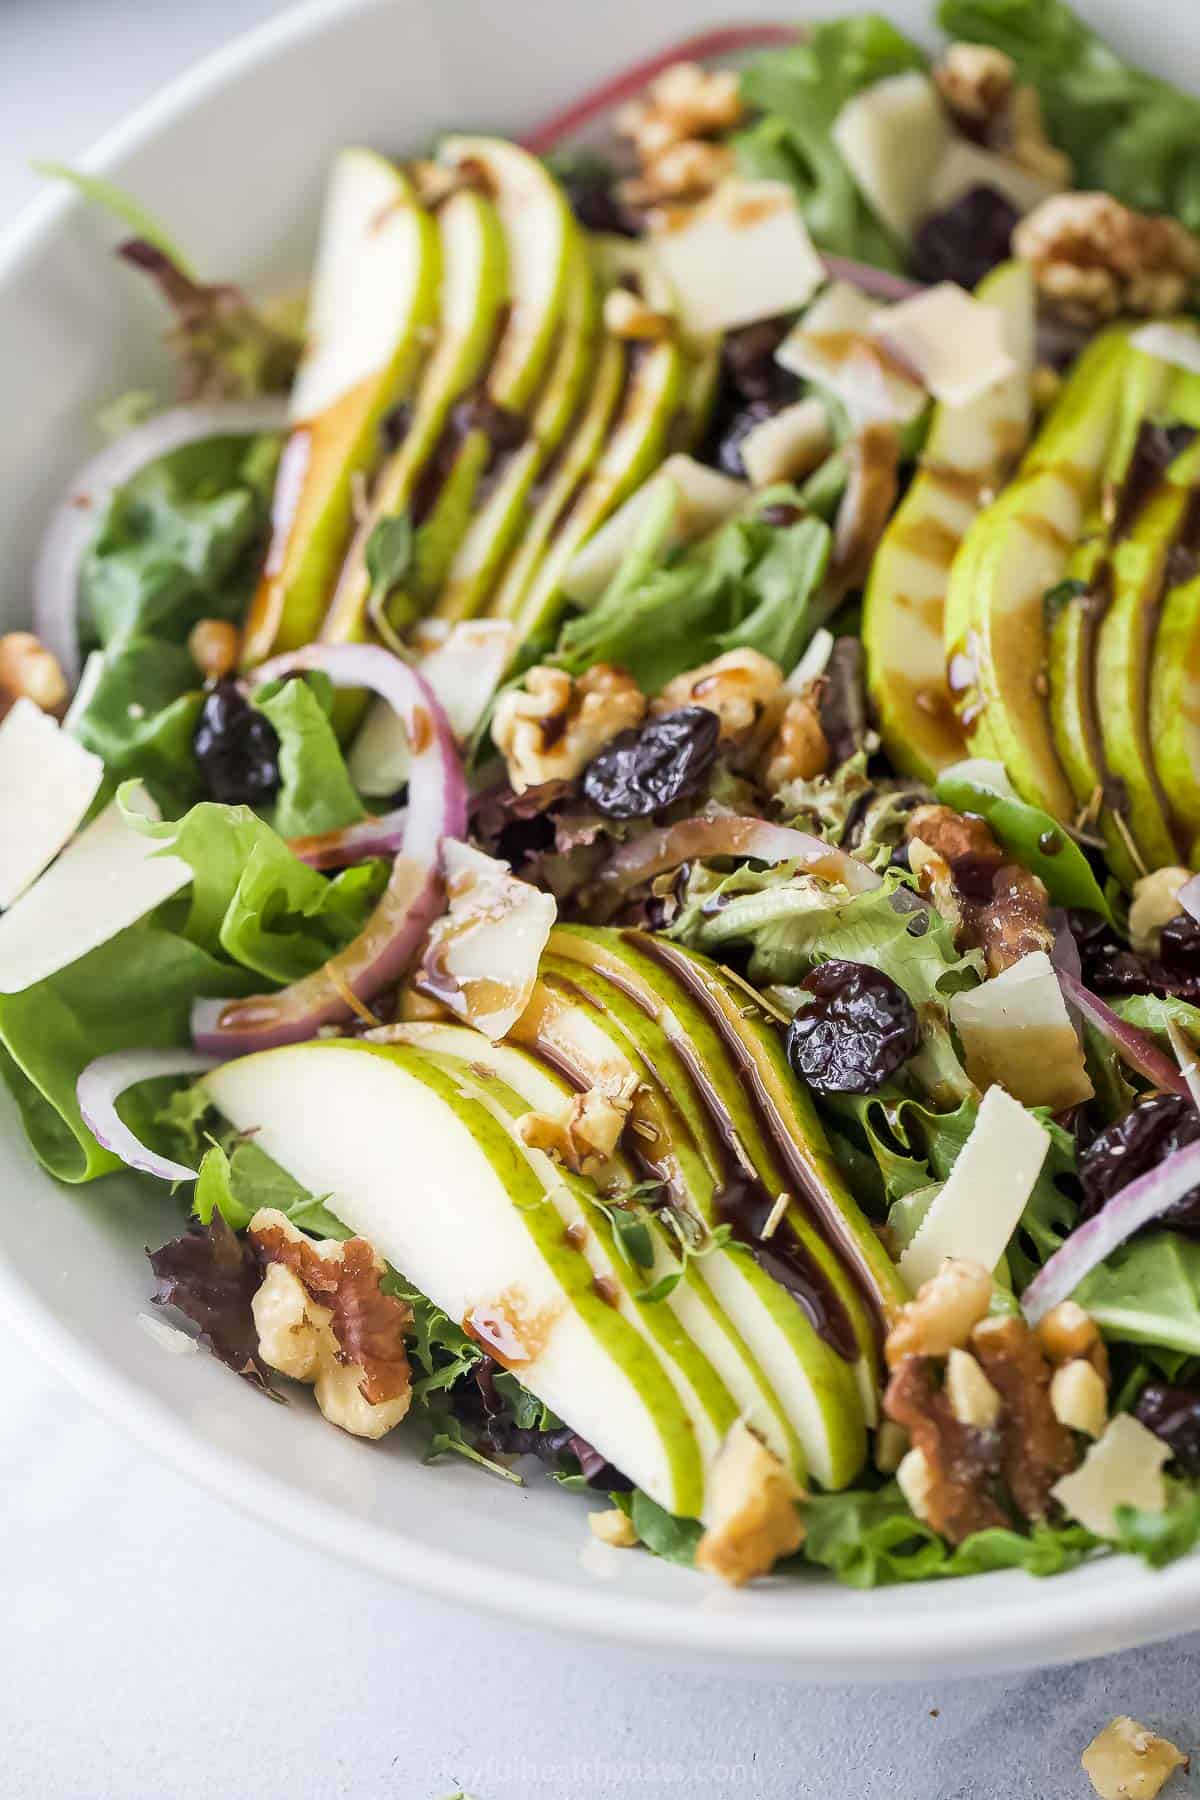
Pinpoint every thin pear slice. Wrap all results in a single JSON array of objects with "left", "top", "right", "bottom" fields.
[
  {"left": 432, "top": 242, "right": 600, "bottom": 621},
  {"left": 1152, "top": 562, "right": 1200, "bottom": 862},
  {"left": 242, "top": 152, "right": 439, "bottom": 665},
  {"left": 944, "top": 327, "right": 1131, "bottom": 820},
  {"left": 864, "top": 261, "right": 1035, "bottom": 782},
  {"left": 318, "top": 186, "right": 508, "bottom": 652},
  {"left": 203, "top": 1038, "right": 704, "bottom": 1516}
]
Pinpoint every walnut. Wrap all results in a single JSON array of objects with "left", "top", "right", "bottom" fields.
[
  {"left": 905, "top": 803, "right": 1053, "bottom": 975},
  {"left": 1014, "top": 192, "right": 1200, "bottom": 327},
  {"left": 1050, "top": 1359, "right": 1108, "bottom": 1439},
  {"left": 621, "top": 139, "right": 735, "bottom": 210},
  {"left": 885, "top": 1355, "right": 1009, "bottom": 1542},
  {"left": 492, "top": 663, "right": 645, "bottom": 794},
  {"left": 758, "top": 692, "right": 829, "bottom": 792},
  {"left": 944, "top": 1348, "right": 1002, "bottom": 1429},
  {"left": 589, "top": 1508, "right": 638, "bottom": 1548},
  {"left": 884, "top": 1258, "right": 993, "bottom": 1368},
  {"left": 1035, "top": 1300, "right": 1109, "bottom": 1382},
  {"left": 0, "top": 631, "right": 67, "bottom": 716},
  {"left": 249, "top": 1209, "right": 412, "bottom": 1439},
  {"left": 517, "top": 1074, "right": 638, "bottom": 1176},
  {"left": 603, "top": 287, "right": 673, "bottom": 342},
  {"left": 616, "top": 61, "right": 742, "bottom": 166},
  {"left": 1128, "top": 865, "right": 1191, "bottom": 956},
  {"left": 695, "top": 1420, "right": 806, "bottom": 1586},
  {"left": 933, "top": 42, "right": 1015, "bottom": 128},
  {"left": 188, "top": 618, "right": 241, "bottom": 680},
  {"left": 652, "top": 648, "right": 783, "bottom": 744},
  {"left": 971, "top": 1314, "right": 1077, "bottom": 1522},
  {"left": 1082, "top": 1718, "right": 1189, "bottom": 1800}
]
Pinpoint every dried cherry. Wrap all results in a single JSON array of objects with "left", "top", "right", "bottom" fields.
[
  {"left": 786, "top": 959, "right": 921, "bottom": 1095},
  {"left": 581, "top": 707, "right": 720, "bottom": 819},
  {"left": 1134, "top": 1381, "right": 1200, "bottom": 1474},
  {"left": 1078, "top": 1094, "right": 1200, "bottom": 1237},
  {"left": 911, "top": 185, "right": 1020, "bottom": 290},
  {"left": 1068, "top": 906, "right": 1200, "bottom": 1005},
  {"left": 193, "top": 676, "right": 281, "bottom": 806}
]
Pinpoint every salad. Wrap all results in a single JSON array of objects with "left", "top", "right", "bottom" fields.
[{"left": 10, "top": 0, "right": 1200, "bottom": 1596}]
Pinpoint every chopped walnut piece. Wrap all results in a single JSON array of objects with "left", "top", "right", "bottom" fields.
[
  {"left": 1014, "top": 192, "right": 1200, "bottom": 327},
  {"left": 616, "top": 61, "right": 742, "bottom": 191},
  {"left": 188, "top": 617, "right": 241, "bottom": 680},
  {"left": 971, "top": 1313, "right": 1077, "bottom": 1522},
  {"left": 905, "top": 803, "right": 1053, "bottom": 975},
  {"left": 1050, "top": 1359, "right": 1108, "bottom": 1440},
  {"left": 249, "top": 1209, "right": 412, "bottom": 1439},
  {"left": 758, "top": 692, "right": 829, "bottom": 792},
  {"left": 933, "top": 42, "right": 1015, "bottom": 128},
  {"left": 589, "top": 1507, "right": 638, "bottom": 1548},
  {"left": 945, "top": 1348, "right": 1002, "bottom": 1430},
  {"left": 621, "top": 140, "right": 735, "bottom": 210},
  {"left": 885, "top": 1355, "right": 1008, "bottom": 1543},
  {"left": 695, "top": 1420, "right": 806, "bottom": 1586},
  {"left": 518, "top": 1075, "right": 638, "bottom": 1176},
  {"left": 492, "top": 663, "right": 646, "bottom": 794},
  {"left": 652, "top": 648, "right": 783, "bottom": 745},
  {"left": 1082, "top": 1718, "right": 1189, "bottom": 1800},
  {"left": 0, "top": 631, "right": 68, "bottom": 717},
  {"left": 885, "top": 1258, "right": 993, "bottom": 1368},
  {"left": 1035, "top": 1301, "right": 1109, "bottom": 1383}
]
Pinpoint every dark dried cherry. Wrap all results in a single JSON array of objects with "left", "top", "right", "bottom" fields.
[
  {"left": 703, "top": 318, "right": 801, "bottom": 477},
  {"left": 1134, "top": 1382, "right": 1200, "bottom": 1474},
  {"left": 558, "top": 160, "right": 640, "bottom": 238},
  {"left": 911, "top": 185, "right": 1020, "bottom": 290},
  {"left": 193, "top": 676, "right": 281, "bottom": 806},
  {"left": 1068, "top": 906, "right": 1200, "bottom": 1004},
  {"left": 581, "top": 706, "right": 720, "bottom": 819},
  {"left": 786, "top": 959, "right": 921, "bottom": 1095},
  {"left": 1078, "top": 1094, "right": 1200, "bottom": 1237}
]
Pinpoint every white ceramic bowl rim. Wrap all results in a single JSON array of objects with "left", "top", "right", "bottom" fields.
[{"left": 5, "top": 0, "right": 1200, "bottom": 1678}]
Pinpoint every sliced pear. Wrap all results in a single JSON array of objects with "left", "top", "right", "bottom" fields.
[
  {"left": 241, "top": 152, "right": 439, "bottom": 665},
  {"left": 317, "top": 185, "right": 508, "bottom": 653},
  {"left": 431, "top": 241, "right": 600, "bottom": 621},
  {"left": 203, "top": 1038, "right": 704, "bottom": 1516},
  {"left": 562, "top": 455, "right": 749, "bottom": 609},
  {"left": 1151, "top": 562, "right": 1200, "bottom": 862},
  {"left": 864, "top": 261, "right": 1035, "bottom": 781}
]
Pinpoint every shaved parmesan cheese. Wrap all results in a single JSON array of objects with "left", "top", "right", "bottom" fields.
[
  {"left": 831, "top": 73, "right": 950, "bottom": 245},
  {"left": 652, "top": 180, "right": 824, "bottom": 336},
  {"left": 872, "top": 284, "right": 1016, "bottom": 407},
  {"left": 1130, "top": 321, "right": 1200, "bottom": 375},
  {"left": 927, "top": 138, "right": 1063, "bottom": 218},
  {"left": 563, "top": 455, "right": 749, "bottom": 607},
  {"left": 776, "top": 320, "right": 927, "bottom": 429},
  {"left": 348, "top": 619, "right": 515, "bottom": 796},
  {"left": 950, "top": 952, "right": 1093, "bottom": 1111},
  {"left": 800, "top": 280, "right": 877, "bottom": 337},
  {"left": 0, "top": 699, "right": 103, "bottom": 907},
  {"left": 897, "top": 1086, "right": 1050, "bottom": 1291},
  {"left": 0, "top": 794, "right": 189, "bottom": 993},
  {"left": 738, "top": 398, "right": 831, "bottom": 488},
  {"left": 1051, "top": 1415, "right": 1170, "bottom": 1539},
  {"left": 419, "top": 841, "right": 555, "bottom": 1041}
]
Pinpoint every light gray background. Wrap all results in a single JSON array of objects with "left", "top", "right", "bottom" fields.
[{"left": 1, "top": 4, "right": 1199, "bottom": 1797}]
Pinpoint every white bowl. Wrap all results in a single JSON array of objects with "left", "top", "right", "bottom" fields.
[{"left": 4, "top": 0, "right": 1200, "bottom": 1682}]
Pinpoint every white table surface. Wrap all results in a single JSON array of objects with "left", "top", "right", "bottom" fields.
[{"left": 2, "top": 4, "right": 1200, "bottom": 1797}]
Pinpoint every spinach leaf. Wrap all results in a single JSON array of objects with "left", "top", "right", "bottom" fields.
[
  {"left": 253, "top": 672, "right": 366, "bottom": 839},
  {"left": 1074, "top": 1232, "right": 1200, "bottom": 1358}
]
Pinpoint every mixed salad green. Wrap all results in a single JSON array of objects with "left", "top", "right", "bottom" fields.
[{"left": 9, "top": 0, "right": 1200, "bottom": 1589}]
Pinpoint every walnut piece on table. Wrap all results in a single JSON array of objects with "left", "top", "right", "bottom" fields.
[{"left": 1082, "top": 1718, "right": 1189, "bottom": 1800}]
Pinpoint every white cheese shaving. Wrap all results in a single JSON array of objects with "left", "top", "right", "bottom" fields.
[
  {"left": 800, "top": 280, "right": 877, "bottom": 337},
  {"left": 563, "top": 455, "right": 749, "bottom": 607},
  {"left": 0, "top": 699, "right": 103, "bottom": 908},
  {"left": 652, "top": 180, "right": 825, "bottom": 336},
  {"left": 1129, "top": 321, "right": 1200, "bottom": 375},
  {"left": 872, "top": 283, "right": 1016, "bottom": 407},
  {"left": 831, "top": 72, "right": 951, "bottom": 244},
  {"left": 1051, "top": 1415, "right": 1170, "bottom": 1539},
  {"left": 348, "top": 619, "right": 515, "bottom": 796},
  {"left": 0, "top": 794, "right": 189, "bottom": 993},
  {"left": 422, "top": 841, "right": 556, "bottom": 1041},
  {"left": 949, "top": 952, "right": 1094, "bottom": 1111},
  {"left": 738, "top": 398, "right": 832, "bottom": 489},
  {"left": 897, "top": 1085, "right": 1050, "bottom": 1291},
  {"left": 775, "top": 320, "right": 927, "bottom": 429}
]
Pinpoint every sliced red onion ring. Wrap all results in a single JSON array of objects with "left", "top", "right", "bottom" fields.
[
  {"left": 34, "top": 400, "right": 288, "bottom": 685},
  {"left": 596, "top": 813, "right": 881, "bottom": 908},
  {"left": 819, "top": 256, "right": 924, "bottom": 305},
  {"left": 1057, "top": 969, "right": 1189, "bottom": 1100},
  {"left": 193, "top": 644, "right": 467, "bottom": 1056},
  {"left": 1023, "top": 1136, "right": 1200, "bottom": 1326},
  {"left": 77, "top": 1048, "right": 218, "bottom": 1182},
  {"left": 288, "top": 807, "right": 407, "bottom": 871},
  {"left": 1179, "top": 872, "right": 1200, "bottom": 924}
]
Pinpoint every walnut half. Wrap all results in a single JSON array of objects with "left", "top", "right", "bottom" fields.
[
  {"left": 492, "top": 663, "right": 646, "bottom": 794},
  {"left": 1014, "top": 192, "right": 1200, "bottom": 327}
]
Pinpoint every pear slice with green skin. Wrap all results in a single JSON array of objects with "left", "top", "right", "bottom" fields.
[
  {"left": 1096, "top": 415, "right": 1200, "bottom": 872},
  {"left": 530, "top": 965, "right": 861, "bottom": 1491},
  {"left": 943, "top": 327, "right": 1132, "bottom": 821},
  {"left": 390, "top": 1030, "right": 742, "bottom": 1481},
  {"left": 241, "top": 152, "right": 440, "bottom": 667},
  {"left": 431, "top": 242, "right": 600, "bottom": 622},
  {"left": 864, "top": 261, "right": 1035, "bottom": 783},
  {"left": 317, "top": 186, "right": 508, "bottom": 658},
  {"left": 507, "top": 980, "right": 808, "bottom": 1477},
  {"left": 1151, "top": 560, "right": 1200, "bottom": 863},
  {"left": 203, "top": 1037, "right": 704, "bottom": 1517}
]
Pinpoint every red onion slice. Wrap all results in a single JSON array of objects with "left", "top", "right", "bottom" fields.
[
  {"left": 1179, "top": 872, "right": 1200, "bottom": 925},
  {"left": 1023, "top": 1136, "right": 1200, "bottom": 1326},
  {"left": 77, "top": 1048, "right": 218, "bottom": 1182},
  {"left": 596, "top": 813, "right": 882, "bottom": 906},
  {"left": 288, "top": 807, "right": 407, "bottom": 871},
  {"left": 34, "top": 400, "right": 288, "bottom": 685},
  {"left": 1057, "top": 969, "right": 1189, "bottom": 1100},
  {"left": 193, "top": 645, "right": 467, "bottom": 1056},
  {"left": 819, "top": 256, "right": 924, "bottom": 305}
]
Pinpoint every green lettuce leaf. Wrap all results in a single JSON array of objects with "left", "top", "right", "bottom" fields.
[
  {"left": 69, "top": 640, "right": 204, "bottom": 817},
  {"left": 611, "top": 1489, "right": 705, "bottom": 1566},
  {"left": 253, "top": 672, "right": 366, "bottom": 839},
  {"left": 193, "top": 1140, "right": 349, "bottom": 1239},
  {"left": 1112, "top": 994, "right": 1200, "bottom": 1045},
  {"left": 735, "top": 16, "right": 926, "bottom": 266},
  {"left": 938, "top": 0, "right": 1200, "bottom": 232},
  {"left": 1114, "top": 1484, "right": 1200, "bottom": 1568},
  {"left": 1074, "top": 1232, "right": 1200, "bottom": 1358}
]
